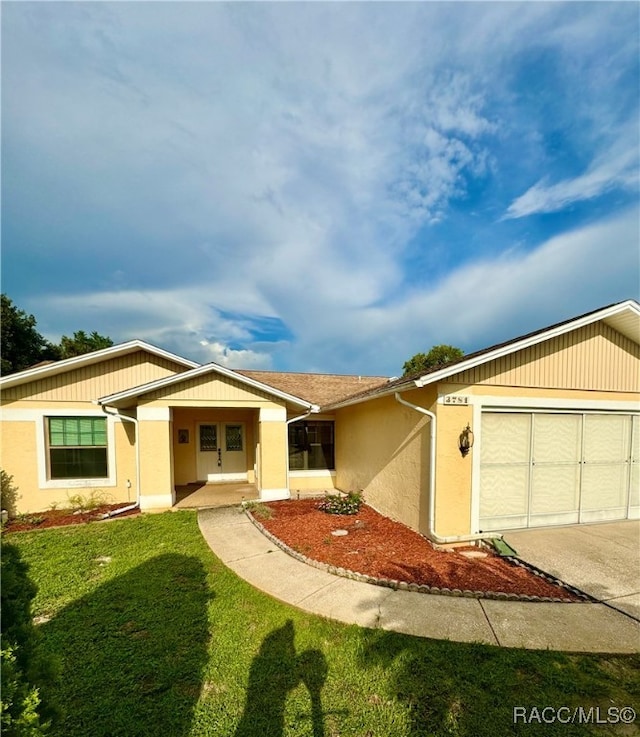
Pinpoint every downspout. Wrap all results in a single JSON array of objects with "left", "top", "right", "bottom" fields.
[
  {"left": 98, "top": 404, "right": 140, "bottom": 517},
  {"left": 394, "top": 392, "right": 503, "bottom": 545},
  {"left": 285, "top": 408, "right": 314, "bottom": 499}
]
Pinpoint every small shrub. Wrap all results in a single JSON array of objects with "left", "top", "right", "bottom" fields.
[
  {"left": 14, "top": 515, "right": 45, "bottom": 527},
  {"left": 244, "top": 502, "right": 273, "bottom": 520},
  {"left": 65, "top": 491, "right": 108, "bottom": 513},
  {"left": 1, "top": 470, "right": 20, "bottom": 519},
  {"left": 317, "top": 491, "right": 363, "bottom": 516}
]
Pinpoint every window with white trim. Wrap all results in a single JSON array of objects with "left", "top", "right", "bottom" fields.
[
  {"left": 288, "top": 420, "right": 335, "bottom": 470},
  {"left": 47, "top": 417, "right": 109, "bottom": 479}
]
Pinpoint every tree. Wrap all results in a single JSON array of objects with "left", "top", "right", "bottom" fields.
[
  {"left": 1, "top": 295, "right": 114, "bottom": 375},
  {"left": 0, "top": 296, "right": 58, "bottom": 375},
  {"left": 57, "top": 331, "right": 113, "bottom": 359},
  {"left": 402, "top": 344, "right": 464, "bottom": 376}
]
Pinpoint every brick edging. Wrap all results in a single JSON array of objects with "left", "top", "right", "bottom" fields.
[{"left": 243, "top": 506, "right": 591, "bottom": 603}]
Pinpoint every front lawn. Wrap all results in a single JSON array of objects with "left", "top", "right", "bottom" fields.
[{"left": 5, "top": 511, "right": 640, "bottom": 736}]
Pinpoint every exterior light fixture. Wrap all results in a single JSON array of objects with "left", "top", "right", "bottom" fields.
[{"left": 458, "top": 424, "right": 474, "bottom": 457}]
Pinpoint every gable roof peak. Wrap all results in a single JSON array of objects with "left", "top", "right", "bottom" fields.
[{"left": 0, "top": 339, "right": 199, "bottom": 389}]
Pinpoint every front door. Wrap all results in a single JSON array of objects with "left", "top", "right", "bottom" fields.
[{"left": 196, "top": 422, "right": 247, "bottom": 482}]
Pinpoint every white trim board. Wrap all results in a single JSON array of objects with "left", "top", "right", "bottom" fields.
[{"left": 463, "top": 394, "right": 640, "bottom": 411}]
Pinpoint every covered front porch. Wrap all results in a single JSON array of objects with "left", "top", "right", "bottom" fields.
[
  {"left": 174, "top": 481, "right": 330, "bottom": 508},
  {"left": 174, "top": 481, "right": 259, "bottom": 508},
  {"left": 99, "top": 361, "right": 323, "bottom": 511}
]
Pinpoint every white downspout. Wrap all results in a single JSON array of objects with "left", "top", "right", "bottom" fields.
[
  {"left": 394, "top": 392, "right": 503, "bottom": 545},
  {"left": 285, "top": 408, "right": 314, "bottom": 498},
  {"left": 98, "top": 405, "right": 140, "bottom": 517}
]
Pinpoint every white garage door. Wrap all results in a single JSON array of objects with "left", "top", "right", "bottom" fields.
[{"left": 479, "top": 412, "right": 640, "bottom": 531}]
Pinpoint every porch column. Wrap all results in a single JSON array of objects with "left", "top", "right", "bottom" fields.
[
  {"left": 258, "top": 406, "right": 289, "bottom": 501},
  {"left": 138, "top": 406, "right": 175, "bottom": 510}
]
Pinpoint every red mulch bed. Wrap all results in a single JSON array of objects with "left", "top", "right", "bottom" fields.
[
  {"left": 3, "top": 504, "right": 140, "bottom": 533},
  {"left": 259, "top": 499, "right": 579, "bottom": 600}
]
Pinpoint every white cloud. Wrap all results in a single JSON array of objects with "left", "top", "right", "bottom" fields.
[
  {"left": 504, "top": 139, "right": 639, "bottom": 219},
  {"left": 4, "top": 3, "right": 638, "bottom": 376}
]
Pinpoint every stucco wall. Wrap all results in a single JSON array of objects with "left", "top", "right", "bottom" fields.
[
  {"left": 0, "top": 409, "right": 136, "bottom": 514},
  {"left": 288, "top": 473, "right": 337, "bottom": 492},
  {"left": 335, "top": 388, "right": 435, "bottom": 534},
  {"left": 138, "top": 416, "right": 174, "bottom": 510},
  {"left": 431, "top": 400, "right": 474, "bottom": 536},
  {"left": 258, "top": 412, "right": 289, "bottom": 497}
]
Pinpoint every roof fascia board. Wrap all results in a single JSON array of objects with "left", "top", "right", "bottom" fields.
[
  {"left": 415, "top": 300, "right": 640, "bottom": 388},
  {"left": 0, "top": 340, "right": 199, "bottom": 389},
  {"left": 98, "top": 362, "right": 316, "bottom": 410}
]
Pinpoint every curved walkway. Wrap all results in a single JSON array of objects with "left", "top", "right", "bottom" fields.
[{"left": 198, "top": 507, "right": 640, "bottom": 653}]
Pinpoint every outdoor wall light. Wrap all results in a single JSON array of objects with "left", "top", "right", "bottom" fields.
[{"left": 458, "top": 424, "right": 474, "bottom": 457}]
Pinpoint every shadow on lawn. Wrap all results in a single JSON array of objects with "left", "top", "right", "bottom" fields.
[
  {"left": 235, "top": 620, "right": 328, "bottom": 737},
  {"left": 41, "top": 553, "right": 211, "bottom": 737},
  {"left": 357, "top": 628, "right": 640, "bottom": 737}
]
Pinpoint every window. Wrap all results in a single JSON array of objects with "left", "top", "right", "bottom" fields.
[
  {"left": 48, "top": 417, "right": 108, "bottom": 479},
  {"left": 226, "top": 424, "right": 243, "bottom": 452},
  {"left": 288, "top": 420, "right": 334, "bottom": 470}
]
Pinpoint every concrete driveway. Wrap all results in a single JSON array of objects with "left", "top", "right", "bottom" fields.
[{"left": 502, "top": 520, "right": 640, "bottom": 621}]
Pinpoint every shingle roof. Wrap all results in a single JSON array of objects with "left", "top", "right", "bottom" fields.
[{"left": 235, "top": 370, "right": 391, "bottom": 407}]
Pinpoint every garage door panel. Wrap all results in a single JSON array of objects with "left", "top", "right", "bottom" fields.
[
  {"left": 584, "top": 415, "right": 631, "bottom": 464},
  {"left": 531, "top": 464, "right": 580, "bottom": 517},
  {"left": 481, "top": 413, "right": 531, "bottom": 464},
  {"left": 479, "top": 465, "right": 529, "bottom": 531},
  {"left": 630, "top": 463, "right": 640, "bottom": 505},
  {"left": 581, "top": 464, "right": 628, "bottom": 514},
  {"left": 533, "top": 414, "right": 581, "bottom": 463}
]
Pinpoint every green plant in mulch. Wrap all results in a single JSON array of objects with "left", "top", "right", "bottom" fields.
[
  {"left": 15, "top": 514, "right": 46, "bottom": 527},
  {"left": 244, "top": 502, "right": 273, "bottom": 520},
  {"left": 316, "top": 491, "right": 363, "bottom": 516},
  {"left": 65, "top": 491, "right": 110, "bottom": 513}
]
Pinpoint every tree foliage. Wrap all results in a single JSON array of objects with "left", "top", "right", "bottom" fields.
[
  {"left": 57, "top": 331, "right": 113, "bottom": 359},
  {"left": 0, "top": 296, "right": 57, "bottom": 375},
  {"left": 402, "top": 344, "right": 464, "bottom": 376},
  {"left": 1, "top": 295, "right": 113, "bottom": 375}
]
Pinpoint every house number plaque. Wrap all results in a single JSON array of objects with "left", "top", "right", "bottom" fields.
[{"left": 442, "top": 395, "right": 469, "bottom": 405}]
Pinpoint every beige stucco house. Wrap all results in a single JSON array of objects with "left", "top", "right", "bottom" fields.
[{"left": 1, "top": 299, "right": 638, "bottom": 540}]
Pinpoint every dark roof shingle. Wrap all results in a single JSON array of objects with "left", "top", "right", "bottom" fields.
[{"left": 235, "top": 370, "right": 390, "bottom": 407}]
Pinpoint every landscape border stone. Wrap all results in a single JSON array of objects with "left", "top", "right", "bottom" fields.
[{"left": 243, "top": 505, "right": 595, "bottom": 604}]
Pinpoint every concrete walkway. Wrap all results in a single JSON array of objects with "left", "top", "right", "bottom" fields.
[{"left": 198, "top": 507, "right": 640, "bottom": 653}]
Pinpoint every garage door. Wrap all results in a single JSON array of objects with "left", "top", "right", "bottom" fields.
[{"left": 479, "top": 412, "right": 639, "bottom": 531}]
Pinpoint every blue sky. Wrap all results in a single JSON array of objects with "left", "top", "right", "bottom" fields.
[{"left": 3, "top": 2, "right": 639, "bottom": 376}]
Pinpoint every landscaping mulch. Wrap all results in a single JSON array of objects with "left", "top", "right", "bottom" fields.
[
  {"left": 259, "top": 499, "right": 580, "bottom": 600},
  {"left": 3, "top": 504, "right": 140, "bottom": 533}
]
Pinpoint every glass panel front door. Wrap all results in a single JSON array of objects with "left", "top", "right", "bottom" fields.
[{"left": 196, "top": 422, "right": 247, "bottom": 482}]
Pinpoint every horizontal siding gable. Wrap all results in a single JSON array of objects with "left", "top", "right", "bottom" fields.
[
  {"left": 443, "top": 322, "right": 639, "bottom": 392},
  {"left": 2, "top": 352, "right": 187, "bottom": 402},
  {"left": 144, "top": 373, "right": 277, "bottom": 403}
]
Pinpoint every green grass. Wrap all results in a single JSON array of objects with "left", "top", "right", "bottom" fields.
[{"left": 5, "top": 511, "right": 640, "bottom": 737}]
